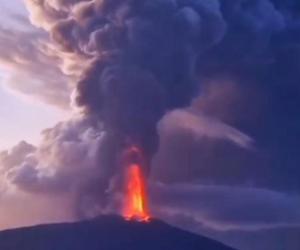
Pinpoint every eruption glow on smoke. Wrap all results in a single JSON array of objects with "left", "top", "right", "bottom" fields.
[{"left": 123, "top": 147, "right": 150, "bottom": 222}]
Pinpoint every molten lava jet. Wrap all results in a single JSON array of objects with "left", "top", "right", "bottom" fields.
[{"left": 123, "top": 147, "right": 150, "bottom": 222}]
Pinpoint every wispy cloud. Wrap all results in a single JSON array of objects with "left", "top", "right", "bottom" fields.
[
  {"left": 151, "top": 183, "right": 300, "bottom": 231},
  {"left": 0, "top": 13, "right": 71, "bottom": 109},
  {"left": 158, "top": 110, "right": 253, "bottom": 149}
]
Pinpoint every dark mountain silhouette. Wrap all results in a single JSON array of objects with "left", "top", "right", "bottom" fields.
[{"left": 0, "top": 215, "right": 236, "bottom": 250}]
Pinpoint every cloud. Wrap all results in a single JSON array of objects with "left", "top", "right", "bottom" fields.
[
  {"left": 151, "top": 183, "right": 300, "bottom": 231},
  {"left": 152, "top": 108, "right": 256, "bottom": 185},
  {"left": 6, "top": 118, "right": 102, "bottom": 189},
  {"left": 22, "top": 0, "right": 229, "bottom": 169},
  {"left": 0, "top": 17, "right": 71, "bottom": 108},
  {"left": 0, "top": 109, "right": 254, "bottom": 224},
  {"left": 0, "top": 141, "right": 35, "bottom": 174},
  {"left": 0, "top": 116, "right": 114, "bottom": 218},
  {"left": 158, "top": 109, "right": 253, "bottom": 149}
]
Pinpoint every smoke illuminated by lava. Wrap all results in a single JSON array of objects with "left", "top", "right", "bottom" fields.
[{"left": 123, "top": 147, "right": 150, "bottom": 222}]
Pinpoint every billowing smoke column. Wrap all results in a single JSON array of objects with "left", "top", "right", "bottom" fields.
[
  {"left": 8, "top": 0, "right": 298, "bottom": 221},
  {"left": 25, "top": 0, "right": 225, "bottom": 173}
]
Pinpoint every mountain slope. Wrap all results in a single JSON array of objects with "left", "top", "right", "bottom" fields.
[{"left": 0, "top": 215, "right": 236, "bottom": 250}]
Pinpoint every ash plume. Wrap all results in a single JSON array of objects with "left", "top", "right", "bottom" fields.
[
  {"left": 1, "top": 0, "right": 300, "bottom": 229},
  {"left": 25, "top": 0, "right": 227, "bottom": 164}
]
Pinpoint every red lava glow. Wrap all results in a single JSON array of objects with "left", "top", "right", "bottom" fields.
[{"left": 123, "top": 148, "right": 150, "bottom": 222}]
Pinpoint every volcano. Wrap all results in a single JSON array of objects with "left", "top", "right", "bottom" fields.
[{"left": 0, "top": 215, "right": 235, "bottom": 250}]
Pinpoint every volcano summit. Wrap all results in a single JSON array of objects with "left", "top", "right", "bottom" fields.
[{"left": 0, "top": 215, "right": 235, "bottom": 250}]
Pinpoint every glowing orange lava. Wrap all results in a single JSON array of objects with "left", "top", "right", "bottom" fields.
[{"left": 123, "top": 163, "right": 150, "bottom": 222}]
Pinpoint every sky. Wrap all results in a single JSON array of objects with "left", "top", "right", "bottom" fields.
[
  {"left": 0, "top": 1, "right": 300, "bottom": 250},
  {"left": 0, "top": 0, "right": 67, "bottom": 150},
  {"left": 0, "top": 1, "right": 67, "bottom": 150},
  {"left": 0, "top": 76, "right": 66, "bottom": 149}
]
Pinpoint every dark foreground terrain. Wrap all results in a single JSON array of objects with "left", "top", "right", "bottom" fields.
[{"left": 0, "top": 215, "right": 236, "bottom": 250}]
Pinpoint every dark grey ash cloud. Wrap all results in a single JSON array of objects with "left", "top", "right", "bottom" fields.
[
  {"left": 22, "top": 0, "right": 300, "bottom": 183},
  {"left": 25, "top": 0, "right": 229, "bottom": 164}
]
